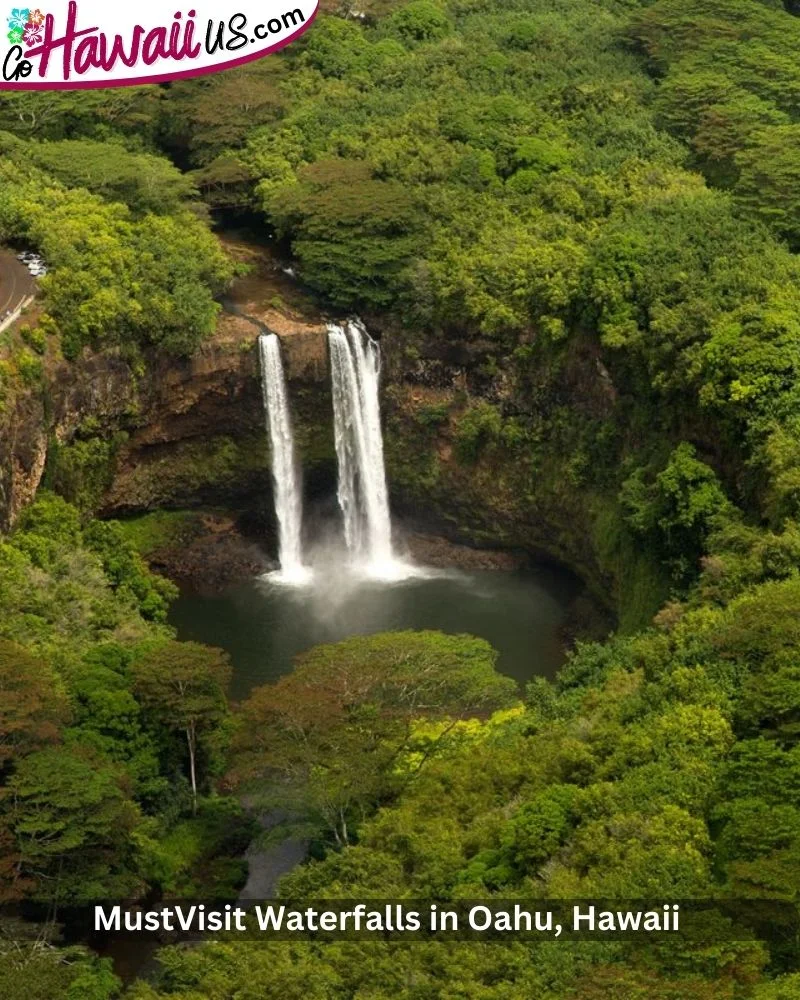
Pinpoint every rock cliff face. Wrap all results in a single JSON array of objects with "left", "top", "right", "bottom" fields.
[
  {"left": 0, "top": 351, "right": 134, "bottom": 531},
  {"left": 0, "top": 309, "right": 332, "bottom": 530},
  {"left": 101, "top": 313, "right": 332, "bottom": 515},
  {"left": 375, "top": 321, "right": 624, "bottom": 610}
]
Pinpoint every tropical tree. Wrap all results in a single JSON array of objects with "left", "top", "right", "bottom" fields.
[
  {"left": 0, "top": 641, "right": 68, "bottom": 770},
  {"left": 230, "top": 631, "right": 517, "bottom": 844},
  {"left": 5, "top": 746, "right": 141, "bottom": 901},
  {"left": 132, "top": 642, "right": 231, "bottom": 814}
]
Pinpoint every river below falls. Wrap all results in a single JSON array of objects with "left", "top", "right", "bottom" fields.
[{"left": 168, "top": 560, "right": 582, "bottom": 700}]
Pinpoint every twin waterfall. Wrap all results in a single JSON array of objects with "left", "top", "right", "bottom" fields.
[
  {"left": 258, "top": 334, "right": 310, "bottom": 585},
  {"left": 328, "top": 321, "right": 395, "bottom": 573},
  {"left": 258, "top": 321, "right": 403, "bottom": 584}
]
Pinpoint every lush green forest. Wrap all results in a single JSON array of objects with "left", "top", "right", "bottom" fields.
[{"left": 3, "top": 0, "right": 800, "bottom": 996}]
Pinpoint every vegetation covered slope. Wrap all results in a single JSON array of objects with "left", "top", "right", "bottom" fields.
[
  {"left": 0, "top": 123, "right": 231, "bottom": 391},
  {"left": 3, "top": 0, "right": 800, "bottom": 997}
]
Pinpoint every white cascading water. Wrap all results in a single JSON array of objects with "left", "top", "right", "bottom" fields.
[
  {"left": 258, "top": 333, "right": 311, "bottom": 585},
  {"left": 328, "top": 319, "right": 405, "bottom": 578}
]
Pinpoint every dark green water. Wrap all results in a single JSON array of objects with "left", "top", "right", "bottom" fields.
[{"left": 169, "top": 563, "right": 581, "bottom": 700}]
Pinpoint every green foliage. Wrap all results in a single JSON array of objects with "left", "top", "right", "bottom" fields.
[
  {"left": 179, "top": 3, "right": 800, "bottom": 616},
  {"left": 0, "top": 88, "right": 163, "bottom": 141},
  {"left": 386, "top": 1, "right": 451, "bottom": 44},
  {"left": 19, "top": 324, "right": 45, "bottom": 355},
  {"left": 0, "top": 640, "right": 69, "bottom": 769},
  {"left": 502, "top": 783, "right": 582, "bottom": 869},
  {"left": 46, "top": 431, "right": 128, "bottom": 514},
  {"left": 735, "top": 125, "right": 800, "bottom": 246},
  {"left": 163, "top": 63, "right": 285, "bottom": 166},
  {"left": 83, "top": 519, "right": 178, "bottom": 623},
  {"left": 620, "top": 444, "right": 732, "bottom": 583},
  {"left": 231, "top": 631, "right": 517, "bottom": 844},
  {"left": 629, "top": 0, "right": 800, "bottom": 221},
  {"left": 137, "top": 797, "right": 256, "bottom": 896},
  {"left": 268, "top": 159, "right": 424, "bottom": 308},
  {"left": 0, "top": 496, "right": 241, "bottom": 905},
  {"left": 5, "top": 1, "right": 800, "bottom": 995},
  {"left": 414, "top": 401, "right": 450, "bottom": 428},
  {"left": 0, "top": 156, "right": 232, "bottom": 359},
  {"left": 0, "top": 943, "right": 120, "bottom": 1000},
  {"left": 13, "top": 348, "right": 42, "bottom": 386},
  {"left": 7, "top": 746, "right": 142, "bottom": 900},
  {"left": 141, "top": 579, "right": 800, "bottom": 995},
  {"left": 302, "top": 15, "right": 371, "bottom": 76},
  {"left": 454, "top": 401, "right": 503, "bottom": 463},
  {"left": 132, "top": 641, "right": 232, "bottom": 813},
  {"left": 63, "top": 644, "right": 165, "bottom": 803},
  {"left": 114, "top": 510, "right": 202, "bottom": 558},
  {"left": 0, "top": 133, "right": 197, "bottom": 216},
  {"left": 0, "top": 495, "right": 155, "bottom": 657},
  {"left": 754, "top": 975, "right": 800, "bottom": 1000}
]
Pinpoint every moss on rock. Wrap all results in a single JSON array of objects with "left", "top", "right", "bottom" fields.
[{"left": 103, "top": 434, "right": 270, "bottom": 514}]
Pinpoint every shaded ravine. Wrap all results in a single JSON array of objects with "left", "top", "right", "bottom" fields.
[{"left": 237, "top": 808, "right": 309, "bottom": 900}]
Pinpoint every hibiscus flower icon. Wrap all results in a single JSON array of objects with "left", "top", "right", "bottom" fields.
[
  {"left": 27, "top": 7, "right": 43, "bottom": 24},
  {"left": 6, "top": 25, "right": 23, "bottom": 43},
  {"left": 23, "top": 19, "right": 41, "bottom": 44},
  {"left": 6, "top": 7, "right": 30, "bottom": 30}
]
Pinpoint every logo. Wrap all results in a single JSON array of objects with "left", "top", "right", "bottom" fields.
[
  {"left": 7, "top": 8, "right": 47, "bottom": 48},
  {"left": 1, "top": 0, "right": 318, "bottom": 88}
]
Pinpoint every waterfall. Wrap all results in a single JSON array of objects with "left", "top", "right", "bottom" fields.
[
  {"left": 328, "top": 319, "right": 400, "bottom": 576},
  {"left": 258, "top": 333, "right": 311, "bottom": 585}
]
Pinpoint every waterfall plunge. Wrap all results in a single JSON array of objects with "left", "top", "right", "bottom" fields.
[
  {"left": 328, "top": 320, "right": 409, "bottom": 580},
  {"left": 258, "top": 333, "right": 311, "bottom": 586}
]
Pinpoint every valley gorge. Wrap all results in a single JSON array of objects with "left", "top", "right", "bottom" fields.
[{"left": 0, "top": 237, "right": 632, "bottom": 628}]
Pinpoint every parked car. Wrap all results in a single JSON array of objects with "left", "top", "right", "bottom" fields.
[{"left": 15, "top": 249, "right": 48, "bottom": 276}]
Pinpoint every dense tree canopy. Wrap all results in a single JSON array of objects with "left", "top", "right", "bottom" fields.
[
  {"left": 4, "top": 0, "right": 800, "bottom": 997},
  {"left": 0, "top": 497, "right": 249, "bottom": 914},
  {"left": 133, "top": 641, "right": 231, "bottom": 814},
  {"left": 231, "top": 632, "right": 516, "bottom": 843},
  {"left": 0, "top": 157, "right": 231, "bottom": 359}
]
